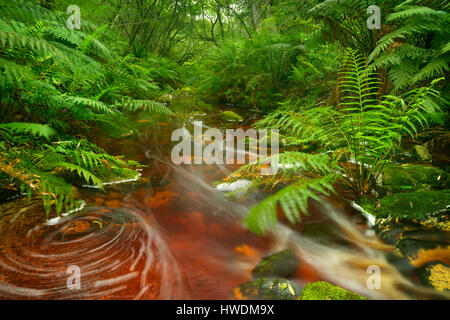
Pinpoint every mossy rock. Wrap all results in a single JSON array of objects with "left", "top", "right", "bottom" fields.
[
  {"left": 418, "top": 261, "right": 450, "bottom": 292},
  {"left": 412, "top": 145, "right": 432, "bottom": 162},
  {"left": 96, "top": 167, "right": 140, "bottom": 184},
  {"left": 234, "top": 278, "right": 300, "bottom": 300},
  {"left": 382, "top": 164, "right": 447, "bottom": 193},
  {"left": 221, "top": 111, "right": 243, "bottom": 122},
  {"left": 373, "top": 190, "right": 450, "bottom": 220},
  {"left": 301, "top": 222, "right": 347, "bottom": 245},
  {"left": 396, "top": 238, "right": 450, "bottom": 268},
  {"left": 252, "top": 249, "right": 299, "bottom": 279},
  {"left": 374, "top": 212, "right": 450, "bottom": 246},
  {"left": 300, "top": 281, "right": 367, "bottom": 300}
]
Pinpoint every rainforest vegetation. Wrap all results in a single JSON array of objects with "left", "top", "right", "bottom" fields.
[{"left": 0, "top": 0, "right": 449, "bottom": 300}]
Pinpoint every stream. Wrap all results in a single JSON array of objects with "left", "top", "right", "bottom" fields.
[{"left": 0, "top": 107, "right": 445, "bottom": 300}]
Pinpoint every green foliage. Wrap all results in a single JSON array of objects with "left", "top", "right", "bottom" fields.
[
  {"left": 0, "top": 1, "right": 179, "bottom": 215},
  {"left": 196, "top": 17, "right": 337, "bottom": 110},
  {"left": 369, "top": 0, "right": 449, "bottom": 91},
  {"left": 237, "top": 49, "right": 444, "bottom": 234}
]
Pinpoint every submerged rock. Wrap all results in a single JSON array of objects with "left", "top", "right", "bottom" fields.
[
  {"left": 382, "top": 164, "right": 447, "bottom": 193},
  {"left": 252, "top": 249, "right": 299, "bottom": 279},
  {"left": 234, "top": 278, "right": 300, "bottom": 300},
  {"left": 300, "top": 281, "right": 367, "bottom": 300},
  {"left": 412, "top": 145, "right": 432, "bottom": 162},
  {"left": 418, "top": 261, "right": 450, "bottom": 292},
  {"left": 220, "top": 111, "right": 243, "bottom": 122},
  {"left": 301, "top": 222, "right": 347, "bottom": 245}
]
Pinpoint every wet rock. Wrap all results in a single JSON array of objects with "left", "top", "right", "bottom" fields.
[
  {"left": 60, "top": 220, "right": 92, "bottom": 235},
  {"left": 382, "top": 164, "right": 447, "bottom": 193},
  {"left": 372, "top": 189, "right": 450, "bottom": 220},
  {"left": 396, "top": 238, "right": 450, "bottom": 268},
  {"left": 301, "top": 222, "right": 347, "bottom": 245},
  {"left": 252, "top": 249, "right": 299, "bottom": 279},
  {"left": 374, "top": 211, "right": 450, "bottom": 246},
  {"left": 412, "top": 145, "right": 432, "bottom": 162},
  {"left": 216, "top": 179, "right": 253, "bottom": 199},
  {"left": 158, "top": 93, "right": 173, "bottom": 104},
  {"left": 418, "top": 261, "right": 450, "bottom": 292},
  {"left": 102, "top": 209, "right": 139, "bottom": 224},
  {"left": 234, "top": 278, "right": 300, "bottom": 300},
  {"left": 300, "top": 281, "right": 367, "bottom": 300},
  {"left": 220, "top": 111, "right": 243, "bottom": 122}
]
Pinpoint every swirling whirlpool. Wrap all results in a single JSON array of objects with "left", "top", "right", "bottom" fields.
[{"left": 0, "top": 204, "right": 184, "bottom": 299}]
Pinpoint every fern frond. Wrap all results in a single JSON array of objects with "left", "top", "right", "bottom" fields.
[
  {"left": 117, "top": 98, "right": 173, "bottom": 115},
  {"left": 245, "top": 175, "right": 337, "bottom": 234},
  {"left": 0, "top": 122, "right": 56, "bottom": 140}
]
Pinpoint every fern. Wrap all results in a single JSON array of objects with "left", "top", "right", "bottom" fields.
[
  {"left": 239, "top": 49, "right": 444, "bottom": 234},
  {"left": 117, "top": 98, "right": 173, "bottom": 115},
  {"left": 369, "top": 1, "right": 449, "bottom": 90},
  {"left": 0, "top": 122, "right": 56, "bottom": 140}
]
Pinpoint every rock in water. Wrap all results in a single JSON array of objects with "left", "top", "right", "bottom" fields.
[
  {"left": 216, "top": 179, "right": 253, "bottom": 198},
  {"left": 396, "top": 238, "right": 450, "bottom": 268},
  {"left": 412, "top": 145, "right": 432, "bottom": 161},
  {"left": 301, "top": 222, "right": 348, "bottom": 245},
  {"left": 372, "top": 190, "right": 450, "bottom": 220},
  {"left": 381, "top": 164, "right": 447, "bottom": 193},
  {"left": 419, "top": 261, "right": 450, "bottom": 292},
  {"left": 252, "top": 249, "right": 299, "bottom": 279},
  {"left": 220, "top": 111, "right": 243, "bottom": 122},
  {"left": 234, "top": 278, "right": 300, "bottom": 300},
  {"left": 300, "top": 281, "right": 367, "bottom": 300}
]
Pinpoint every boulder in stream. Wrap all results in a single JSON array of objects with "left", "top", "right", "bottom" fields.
[
  {"left": 418, "top": 261, "right": 450, "bottom": 292},
  {"left": 412, "top": 145, "right": 432, "bottom": 162},
  {"left": 301, "top": 222, "right": 347, "bottom": 245},
  {"left": 372, "top": 189, "right": 450, "bottom": 220},
  {"left": 220, "top": 111, "right": 243, "bottom": 122},
  {"left": 396, "top": 238, "right": 450, "bottom": 268},
  {"left": 300, "top": 281, "right": 367, "bottom": 300},
  {"left": 234, "top": 277, "right": 300, "bottom": 300},
  {"left": 381, "top": 164, "right": 447, "bottom": 193},
  {"left": 252, "top": 249, "right": 299, "bottom": 279}
]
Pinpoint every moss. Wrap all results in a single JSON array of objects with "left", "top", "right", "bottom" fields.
[
  {"left": 96, "top": 167, "right": 140, "bottom": 183},
  {"left": 235, "top": 278, "right": 300, "bottom": 300},
  {"left": 419, "top": 261, "right": 450, "bottom": 292},
  {"left": 300, "top": 281, "right": 367, "bottom": 300},
  {"left": 374, "top": 190, "right": 450, "bottom": 220},
  {"left": 412, "top": 145, "right": 432, "bottom": 161},
  {"left": 252, "top": 249, "right": 299, "bottom": 279},
  {"left": 221, "top": 111, "right": 243, "bottom": 122},
  {"left": 382, "top": 164, "right": 447, "bottom": 193}
]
